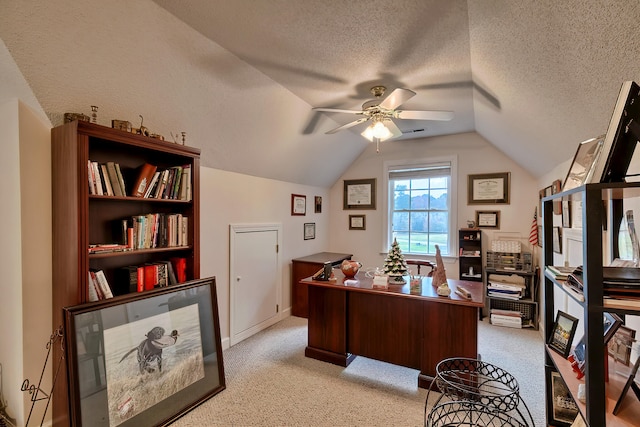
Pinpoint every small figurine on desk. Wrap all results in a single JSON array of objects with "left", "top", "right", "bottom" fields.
[
  {"left": 431, "top": 244, "right": 448, "bottom": 287},
  {"left": 437, "top": 282, "right": 451, "bottom": 296}
]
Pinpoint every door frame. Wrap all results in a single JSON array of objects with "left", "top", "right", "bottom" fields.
[{"left": 229, "top": 223, "right": 283, "bottom": 346}]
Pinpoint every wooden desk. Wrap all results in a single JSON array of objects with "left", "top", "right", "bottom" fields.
[
  {"left": 291, "top": 252, "right": 352, "bottom": 318},
  {"left": 304, "top": 271, "right": 484, "bottom": 388}
]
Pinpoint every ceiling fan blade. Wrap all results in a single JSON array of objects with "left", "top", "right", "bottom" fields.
[
  {"left": 383, "top": 119, "right": 403, "bottom": 139},
  {"left": 379, "top": 88, "right": 416, "bottom": 110},
  {"left": 325, "top": 117, "right": 369, "bottom": 134},
  {"left": 394, "top": 110, "right": 454, "bottom": 121},
  {"left": 313, "top": 107, "right": 365, "bottom": 115}
]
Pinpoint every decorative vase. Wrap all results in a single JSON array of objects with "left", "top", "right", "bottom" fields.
[{"left": 340, "top": 260, "right": 362, "bottom": 278}]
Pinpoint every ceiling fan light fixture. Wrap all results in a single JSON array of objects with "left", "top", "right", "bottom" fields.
[{"left": 361, "top": 120, "right": 392, "bottom": 142}]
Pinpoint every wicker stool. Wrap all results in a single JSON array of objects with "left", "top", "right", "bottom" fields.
[{"left": 425, "top": 358, "right": 534, "bottom": 427}]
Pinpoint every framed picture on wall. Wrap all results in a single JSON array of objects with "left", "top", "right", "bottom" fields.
[
  {"left": 349, "top": 214, "right": 366, "bottom": 230},
  {"left": 343, "top": 178, "right": 376, "bottom": 210},
  {"left": 467, "top": 172, "right": 510, "bottom": 204},
  {"left": 291, "top": 194, "right": 306, "bottom": 215},
  {"left": 476, "top": 210, "right": 500, "bottom": 228},
  {"left": 304, "top": 223, "right": 316, "bottom": 240}
]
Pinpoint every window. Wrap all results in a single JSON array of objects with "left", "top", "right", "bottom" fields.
[{"left": 384, "top": 157, "right": 457, "bottom": 256}]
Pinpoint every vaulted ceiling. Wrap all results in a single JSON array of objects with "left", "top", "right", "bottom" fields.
[
  {"left": 3, "top": 1, "right": 640, "bottom": 187},
  {"left": 153, "top": 0, "right": 640, "bottom": 180}
]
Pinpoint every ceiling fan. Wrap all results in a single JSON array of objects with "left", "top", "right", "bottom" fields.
[{"left": 313, "top": 85, "right": 454, "bottom": 151}]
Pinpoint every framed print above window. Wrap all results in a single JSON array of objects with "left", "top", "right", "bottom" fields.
[
  {"left": 304, "top": 223, "right": 316, "bottom": 240},
  {"left": 344, "top": 178, "right": 376, "bottom": 210},
  {"left": 467, "top": 172, "right": 510, "bottom": 204},
  {"left": 291, "top": 194, "right": 306, "bottom": 215},
  {"left": 476, "top": 210, "right": 500, "bottom": 228},
  {"left": 349, "top": 214, "right": 366, "bottom": 230}
]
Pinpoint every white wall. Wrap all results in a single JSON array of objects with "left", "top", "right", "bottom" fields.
[
  {"left": 328, "top": 132, "right": 539, "bottom": 276},
  {"left": 200, "top": 167, "right": 330, "bottom": 346},
  {"left": 0, "top": 99, "right": 25, "bottom": 426}
]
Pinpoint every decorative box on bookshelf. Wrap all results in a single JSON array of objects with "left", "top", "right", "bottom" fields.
[{"left": 51, "top": 120, "right": 201, "bottom": 426}]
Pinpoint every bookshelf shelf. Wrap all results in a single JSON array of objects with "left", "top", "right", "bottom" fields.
[
  {"left": 51, "top": 120, "right": 201, "bottom": 426},
  {"left": 458, "top": 228, "right": 482, "bottom": 283},
  {"left": 88, "top": 245, "right": 193, "bottom": 259},
  {"left": 542, "top": 183, "right": 640, "bottom": 426}
]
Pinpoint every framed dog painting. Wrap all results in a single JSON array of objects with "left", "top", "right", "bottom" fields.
[{"left": 64, "top": 277, "right": 225, "bottom": 426}]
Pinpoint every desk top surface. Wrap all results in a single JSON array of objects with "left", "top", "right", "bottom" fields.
[{"left": 302, "top": 270, "right": 484, "bottom": 307}]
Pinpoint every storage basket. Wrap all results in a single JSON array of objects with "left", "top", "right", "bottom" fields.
[{"left": 486, "top": 252, "right": 532, "bottom": 272}]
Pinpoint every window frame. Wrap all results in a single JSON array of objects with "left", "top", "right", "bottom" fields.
[{"left": 382, "top": 155, "right": 458, "bottom": 256}]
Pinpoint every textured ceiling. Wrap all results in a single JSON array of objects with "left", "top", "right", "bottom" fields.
[
  {"left": 153, "top": 0, "right": 640, "bottom": 180},
  {"left": 3, "top": 1, "right": 640, "bottom": 187}
]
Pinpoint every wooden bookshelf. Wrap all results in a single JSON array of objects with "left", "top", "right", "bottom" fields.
[{"left": 51, "top": 120, "right": 200, "bottom": 426}]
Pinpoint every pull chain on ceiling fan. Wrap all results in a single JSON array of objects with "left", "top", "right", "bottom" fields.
[{"left": 313, "top": 86, "right": 454, "bottom": 151}]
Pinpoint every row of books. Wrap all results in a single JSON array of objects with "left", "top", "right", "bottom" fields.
[
  {"left": 87, "top": 160, "right": 192, "bottom": 201},
  {"left": 87, "top": 258, "right": 188, "bottom": 300},
  {"left": 487, "top": 273, "right": 526, "bottom": 300},
  {"left": 88, "top": 161, "right": 127, "bottom": 196},
  {"left": 117, "top": 258, "right": 187, "bottom": 293},
  {"left": 132, "top": 163, "right": 192, "bottom": 201},
  {"left": 128, "top": 213, "right": 188, "bottom": 250},
  {"left": 88, "top": 269, "right": 114, "bottom": 301}
]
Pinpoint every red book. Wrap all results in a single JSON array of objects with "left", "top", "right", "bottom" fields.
[
  {"left": 171, "top": 257, "right": 187, "bottom": 283},
  {"left": 132, "top": 163, "right": 157, "bottom": 197},
  {"left": 137, "top": 266, "right": 144, "bottom": 292},
  {"left": 143, "top": 264, "right": 158, "bottom": 290}
]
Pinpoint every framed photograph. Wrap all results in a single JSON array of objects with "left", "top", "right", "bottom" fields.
[
  {"left": 537, "top": 225, "right": 543, "bottom": 247},
  {"left": 63, "top": 278, "right": 225, "bottom": 426},
  {"left": 562, "top": 200, "right": 572, "bottom": 228},
  {"left": 552, "top": 179, "right": 563, "bottom": 215},
  {"left": 291, "top": 194, "right": 306, "bottom": 216},
  {"left": 304, "top": 222, "right": 316, "bottom": 240},
  {"left": 349, "top": 214, "right": 366, "bottom": 230},
  {"left": 467, "top": 172, "right": 510, "bottom": 204},
  {"left": 546, "top": 366, "right": 579, "bottom": 426},
  {"left": 548, "top": 310, "right": 578, "bottom": 358},
  {"left": 562, "top": 135, "right": 605, "bottom": 191},
  {"left": 613, "top": 354, "right": 640, "bottom": 415},
  {"left": 314, "top": 196, "right": 322, "bottom": 213},
  {"left": 553, "top": 227, "right": 562, "bottom": 254},
  {"left": 609, "top": 325, "right": 636, "bottom": 365},
  {"left": 344, "top": 178, "right": 376, "bottom": 210},
  {"left": 573, "top": 313, "right": 623, "bottom": 370},
  {"left": 475, "top": 210, "right": 500, "bottom": 228}
]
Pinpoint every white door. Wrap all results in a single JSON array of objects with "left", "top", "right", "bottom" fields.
[{"left": 229, "top": 223, "right": 282, "bottom": 346}]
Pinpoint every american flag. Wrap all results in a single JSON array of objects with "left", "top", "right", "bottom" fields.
[{"left": 529, "top": 208, "right": 539, "bottom": 246}]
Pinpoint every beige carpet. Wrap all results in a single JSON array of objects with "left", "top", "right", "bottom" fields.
[{"left": 172, "top": 315, "right": 545, "bottom": 426}]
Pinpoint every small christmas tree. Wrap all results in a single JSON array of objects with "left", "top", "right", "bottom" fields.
[{"left": 384, "top": 238, "right": 408, "bottom": 283}]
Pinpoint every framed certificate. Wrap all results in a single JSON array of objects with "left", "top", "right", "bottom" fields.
[
  {"left": 291, "top": 194, "right": 306, "bottom": 215},
  {"left": 349, "top": 214, "right": 366, "bottom": 230},
  {"left": 468, "top": 172, "right": 510, "bottom": 204},
  {"left": 343, "top": 178, "right": 376, "bottom": 210},
  {"left": 476, "top": 210, "right": 500, "bottom": 228}
]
